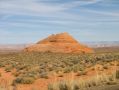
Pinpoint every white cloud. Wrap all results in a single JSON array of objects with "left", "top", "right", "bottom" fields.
[
  {"left": 0, "top": 0, "right": 63, "bottom": 14},
  {"left": 81, "top": 8, "right": 119, "bottom": 17},
  {"left": 0, "top": 0, "right": 119, "bottom": 29},
  {"left": 0, "top": 0, "right": 101, "bottom": 15}
]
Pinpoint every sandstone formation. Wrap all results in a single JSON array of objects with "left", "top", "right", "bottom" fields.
[{"left": 24, "top": 32, "right": 93, "bottom": 53}]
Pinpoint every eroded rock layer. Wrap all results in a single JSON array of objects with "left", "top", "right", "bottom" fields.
[{"left": 25, "top": 32, "right": 93, "bottom": 53}]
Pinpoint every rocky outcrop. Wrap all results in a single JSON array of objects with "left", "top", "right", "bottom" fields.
[{"left": 24, "top": 32, "right": 93, "bottom": 53}]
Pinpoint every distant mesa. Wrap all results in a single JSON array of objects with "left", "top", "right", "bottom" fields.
[{"left": 24, "top": 32, "right": 94, "bottom": 53}]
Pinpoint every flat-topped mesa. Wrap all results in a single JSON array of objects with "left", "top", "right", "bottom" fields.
[{"left": 24, "top": 32, "right": 94, "bottom": 53}]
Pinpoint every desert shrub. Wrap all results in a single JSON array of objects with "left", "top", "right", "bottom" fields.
[
  {"left": 12, "top": 72, "right": 21, "bottom": 77},
  {"left": 103, "top": 65, "right": 108, "bottom": 69},
  {"left": 75, "top": 70, "right": 87, "bottom": 76},
  {"left": 110, "top": 62, "right": 115, "bottom": 66},
  {"left": 16, "top": 65, "right": 28, "bottom": 71},
  {"left": 69, "top": 65, "right": 85, "bottom": 73},
  {"left": 48, "top": 84, "right": 54, "bottom": 90},
  {"left": 72, "top": 84, "right": 79, "bottom": 90},
  {"left": 0, "top": 63, "right": 5, "bottom": 67},
  {"left": 48, "top": 67, "right": 54, "bottom": 71},
  {"left": 20, "top": 72, "right": 38, "bottom": 80},
  {"left": 14, "top": 76, "right": 35, "bottom": 84},
  {"left": 116, "top": 62, "right": 119, "bottom": 66},
  {"left": 91, "top": 67, "right": 95, "bottom": 71},
  {"left": 80, "top": 71, "right": 87, "bottom": 75},
  {"left": 39, "top": 72, "right": 49, "bottom": 79},
  {"left": 58, "top": 81, "right": 68, "bottom": 90},
  {"left": 75, "top": 71, "right": 81, "bottom": 76},
  {"left": 106, "top": 81, "right": 117, "bottom": 85},
  {"left": 5, "top": 67, "right": 12, "bottom": 72},
  {"left": 57, "top": 72, "right": 64, "bottom": 77},
  {"left": 47, "top": 71, "right": 119, "bottom": 90},
  {"left": 108, "top": 75, "right": 115, "bottom": 81},
  {"left": 63, "top": 67, "right": 71, "bottom": 73},
  {"left": 116, "top": 70, "right": 119, "bottom": 79}
]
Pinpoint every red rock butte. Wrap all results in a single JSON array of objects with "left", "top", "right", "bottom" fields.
[{"left": 24, "top": 32, "right": 94, "bottom": 53}]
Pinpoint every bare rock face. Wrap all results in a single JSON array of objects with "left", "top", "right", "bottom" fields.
[{"left": 24, "top": 32, "right": 93, "bottom": 53}]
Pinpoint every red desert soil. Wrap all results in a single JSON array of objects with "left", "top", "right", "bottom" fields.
[
  {"left": 0, "top": 63, "right": 118, "bottom": 90},
  {"left": 0, "top": 68, "right": 14, "bottom": 90},
  {"left": 24, "top": 32, "right": 93, "bottom": 53}
]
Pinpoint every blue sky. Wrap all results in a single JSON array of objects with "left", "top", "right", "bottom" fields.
[{"left": 0, "top": 0, "right": 119, "bottom": 44}]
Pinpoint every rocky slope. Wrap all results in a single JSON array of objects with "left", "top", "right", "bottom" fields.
[{"left": 24, "top": 32, "right": 93, "bottom": 53}]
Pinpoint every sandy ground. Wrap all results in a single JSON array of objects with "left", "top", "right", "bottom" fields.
[
  {"left": 0, "top": 68, "right": 14, "bottom": 90},
  {"left": 0, "top": 64, "right": 118, "bottom": 90}
]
